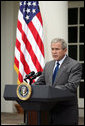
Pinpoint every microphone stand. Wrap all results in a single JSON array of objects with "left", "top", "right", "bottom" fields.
[
  {"left": 29, "top": 79, "right": 33, "bottom": 85},
  {"left": 24, "top": 78, "right": 33, "bottom": 85},
  {"left": 24, "top": 78, "right": 28, "bottom": 83}
]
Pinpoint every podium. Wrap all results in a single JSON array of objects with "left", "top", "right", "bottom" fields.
[{"left": 4, "top": 84, "right": 74, "bottom": 125}]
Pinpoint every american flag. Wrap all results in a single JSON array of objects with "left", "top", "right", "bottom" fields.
[{"left": 14, "top": 1, "right": 45, "bottom": 84}]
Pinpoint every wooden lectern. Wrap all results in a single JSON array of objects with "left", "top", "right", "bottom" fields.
[{"left": 4, "top": 84, "right": 74, "bottom": 125}]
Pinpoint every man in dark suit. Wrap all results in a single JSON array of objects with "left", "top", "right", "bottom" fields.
[{"left": 35, "top": 38, "right": 82, "bottom": 125}]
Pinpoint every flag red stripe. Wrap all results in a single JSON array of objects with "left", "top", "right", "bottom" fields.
[
  {"left": 15, "top": 39, "right": 21, "bottom": 52},
  {"left": 17, "top": 21, "right": 43, "bottom": 72},
  {"left": 36, "top": 12, "right": 43, "bottom": 25},
  {"left": 18, "top": 71, "right": 23, "bottom": 83},
  {"left": 14, "top": 38, "right": 20, "bottom": 70},
  {"left": 22, "top": 30, "right": 43, "bottom": 72},
  {"left": 15, "top": 38, "right": 31, "bottom": 75},
  {"left": 28, "top": 21, "right": 44, "bottom": 57},
  {"left": 20, "top": 50, "right": 31, "bottom": 74},
  {"left": 14, "top": 57, "right": 19, "bottom": 69},
  {"left": 17, "top": 19, "right": 44, "bottom": 58},
  {"left": 17, "top": 20, "right": 22, "bottom": 33}
]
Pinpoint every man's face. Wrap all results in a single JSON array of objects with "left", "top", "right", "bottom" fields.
[{"left": 51, "top": 42, "right": 67, "bottom": 61}]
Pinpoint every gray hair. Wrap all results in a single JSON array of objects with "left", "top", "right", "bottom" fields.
[{"left": 51, "top": 38, "right": 67, "bottom": 50}]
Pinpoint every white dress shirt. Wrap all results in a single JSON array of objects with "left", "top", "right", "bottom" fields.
[{"left": 53, "top": 55, "right": 67, "bottom": 72}]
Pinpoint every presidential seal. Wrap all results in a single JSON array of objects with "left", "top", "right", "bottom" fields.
[{"left": 17, "top": 82, "right": 32, "bottom": 100}]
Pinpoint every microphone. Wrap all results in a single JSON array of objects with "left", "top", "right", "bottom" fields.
[
  {"left": 25, "top": 71, "right": 35, "bottom": 79},
  {"left": 24, "top": 71, "right": 35, "bottom": 83},
  {"left": 30, "top": 71, "right": 42, "bottom": 80}
]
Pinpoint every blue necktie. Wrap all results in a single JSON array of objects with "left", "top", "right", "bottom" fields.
[{"left": 52, "top": 62, "right": 60, "bottom": 85}]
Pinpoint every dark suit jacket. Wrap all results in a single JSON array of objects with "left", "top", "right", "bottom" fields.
[{"left": 36, "top": 56, "right": 82, "bottom": 125}]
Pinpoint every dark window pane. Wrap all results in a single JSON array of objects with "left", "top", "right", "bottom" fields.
[
  {"left": 79, "top": 45, "right": 84, "bottom": 61},
  {"left": 79, "top": 26, "right": 84, "bottom": 43},
  {"left": 68, "top": 8, "right": 78, "bottom": 25},
  {"left": 79, "top": 82, "right": 84, "bottom": 98},
  {"left": 81, "top": 63, "right": 84, "bottom": 80},
  {"left": 68, "top": 27, "right": 77, "bottom": 43},
  {"left": 80, "top": 8, "right": 84, "bottom": 24},
  {"left": 68, "top": 45, "right": 77, "bottom": 60}
]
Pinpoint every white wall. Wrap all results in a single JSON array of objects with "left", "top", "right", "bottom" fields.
[
  {"left": 1, "top": 1, "right": 19, "bottom": 112},
  {"left": 1, "top": 1, "right": 68, "bottom": 112},
  {"left": 39, "top": 1, "right": 68, "bottom": 62}
]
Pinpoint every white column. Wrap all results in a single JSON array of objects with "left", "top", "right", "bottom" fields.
[
  {"left": 39, "top": 1, "right": 68, "bottom": 62},
  {"left": 1, "top": 1, "right": 18, "bottom": 113}
]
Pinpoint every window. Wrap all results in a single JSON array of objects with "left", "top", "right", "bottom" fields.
[{"left": 68, "top": 1, "right": 84, "bottom": 108}]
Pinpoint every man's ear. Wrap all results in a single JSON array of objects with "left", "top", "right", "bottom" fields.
[{"left": 64, "top": 48, "right": 67, "bottom": 54}]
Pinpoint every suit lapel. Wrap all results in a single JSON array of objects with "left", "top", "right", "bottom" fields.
[
  {"left": 49, "top": 60, "right": 55, "bottom": 85},
  {"left": 53, "top": 56, "right": 70, "bottom": 85}
]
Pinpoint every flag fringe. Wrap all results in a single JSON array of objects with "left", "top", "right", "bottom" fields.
[
  {"left": 14, "top": 64, "right": 21, "bottom": 85},
  {"left": 14, "top": 64, "right": 19, "bottom": 75}
]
